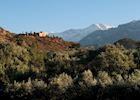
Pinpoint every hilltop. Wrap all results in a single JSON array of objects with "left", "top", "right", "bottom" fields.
[
  {"left": 0, "top": 28, "right": 79, "bottom": 52},
  {"left": 0, "top": 27, "right": 15, "bottom": 41}
]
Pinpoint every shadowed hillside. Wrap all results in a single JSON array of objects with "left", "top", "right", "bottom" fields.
[{"left": 115, "top": 38, "right": 140, "bottom": 49}]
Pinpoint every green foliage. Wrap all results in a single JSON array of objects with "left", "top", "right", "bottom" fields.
[
  {"left": 5, "top": 78, "right": 47, "bottom": 99},
  {"left": 0, "top": 42, "right": 31, "bottom": 82},
  {"left": 94, "top": 44, "right": 136, "bottom": 73},
  {"left": 133, "top": 47, "right": 140, "bottom": 68},
  {"left": 80, "top": 69, "right": 97, "bottom": 87},
  {"left": 1, "top": 37, "right": 140, "bottom": 99},
  {"left": 111, "top": 72, "right": 125, "bottom": 85},
  {"left": 50, "top": 73, "right": 73, "bottom": 91},
  {"left": 128, "top": 69, "right": 140, "bottom": 85},
  {"left": 98, "top": 71, "right": 113, "bottom": 87}
]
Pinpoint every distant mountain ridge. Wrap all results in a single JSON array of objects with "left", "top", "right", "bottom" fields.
[
  {"left": 80, "top": 20, "right": 140, "bottom": 46},
  {"left": 96, "top": 24, "right": 112, "bottom": 30},
  {"left": 114, "top": 38, "right": 140, "bottom": 49},
  {"left": 51, "top": 24, "right": 112, "bottom": 42}
]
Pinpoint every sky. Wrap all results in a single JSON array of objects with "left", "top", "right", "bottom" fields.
[{"left": 0, "top": 0, "right": 140, "bottom": 33}]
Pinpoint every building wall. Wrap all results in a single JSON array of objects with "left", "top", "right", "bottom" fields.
[{"left": 39, "top": 32, "right": 48, "bottom": 37}]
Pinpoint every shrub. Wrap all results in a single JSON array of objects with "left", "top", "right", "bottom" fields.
[
  {"left": 95, "top": 44, "right": 136, "bottom": 73},
  {"left": 0, "top": 65, "right": 7, "bottom": 83},
  {"left": 80, "top": 69, "right": 97, "bottom": 87},
  {"left": 128, "top": 69, "right": 140, "bottom": 85},
  {"left": 98, "top": 71, "right": 113, "bottom": 87},
  {"left": 50, "top": 73, "right": 73, "bottom": 91},
  {"left": 111, "top": 72, "right": 125, "bottom": 85},
  {"left": 5, "top": 78, "right": 47, "bottom": 99},
  {"left": 0, "top": 42, "right": 31, "bottom": 82}
]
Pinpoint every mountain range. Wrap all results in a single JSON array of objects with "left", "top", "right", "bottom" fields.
[
  {"left": 80, "top": 20, "right": 140, "bottom": 46},
  {"left": 1, "top": 20, "right": 140, "bottom": 47},
  {"left": 50, "top": 24, "right": 112, "bottom": 42}
]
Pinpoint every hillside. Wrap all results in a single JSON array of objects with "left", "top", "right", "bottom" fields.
[
  {"left": 13, "top": 34, "right": 77, "bottom": 52},
  {"left": 0, "top": 28, "right": 79, "bottom": 52},
  {"left": 0, "top": 27, "right": 15, "bottom": 41},
  {"left": 80, "top": 20, "right": 140, "bottom": 46},
  {"left": 114, "top": 38, "right": 140, "bottom": 49},
  {"left": 1, "top": 27, "right": 140, "bottom": 100}
]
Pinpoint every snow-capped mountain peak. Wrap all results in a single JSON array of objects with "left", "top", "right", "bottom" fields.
[
  {"left": 96, "top": 24, "right": 113, "bottom": 30},
  {"left": 50, "top": 23, "right": 113, "bottom": 42}
]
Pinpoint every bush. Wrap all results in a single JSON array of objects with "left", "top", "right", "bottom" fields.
[
  {"left": 98, "top": 71, "right": 113, "bottom": 87},
  {"left": 5, "top": 78, "right": 47, "bottom": 99},
  {"left": 50, "top": 73, "right": 73, "bottom": 91},
  {"left": 128, "top": 69, "right": 140, "bottom": 85},
  {"left": 80, "top": 69, "right": 97, "bottom": 87},
  {"left": 94, "top": 44, "right": 136, "bottom": 73},
  {"left": 0, "top": 42, "right": 31, "bottom": 82},
  {"left": 111, "top": 72, "right": 125, "bottom": 85}
]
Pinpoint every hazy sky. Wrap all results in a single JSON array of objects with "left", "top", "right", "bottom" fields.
[{"left": 0, "top": 0, "right": 140, "bottom": 33}]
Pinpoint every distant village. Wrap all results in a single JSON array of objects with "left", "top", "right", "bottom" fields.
[
  {"left": 18, "top": 31, "right": 49, "bottom": 37},
  {"left": 16, "top": 31, "right": 65, "bottom": 44}
]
